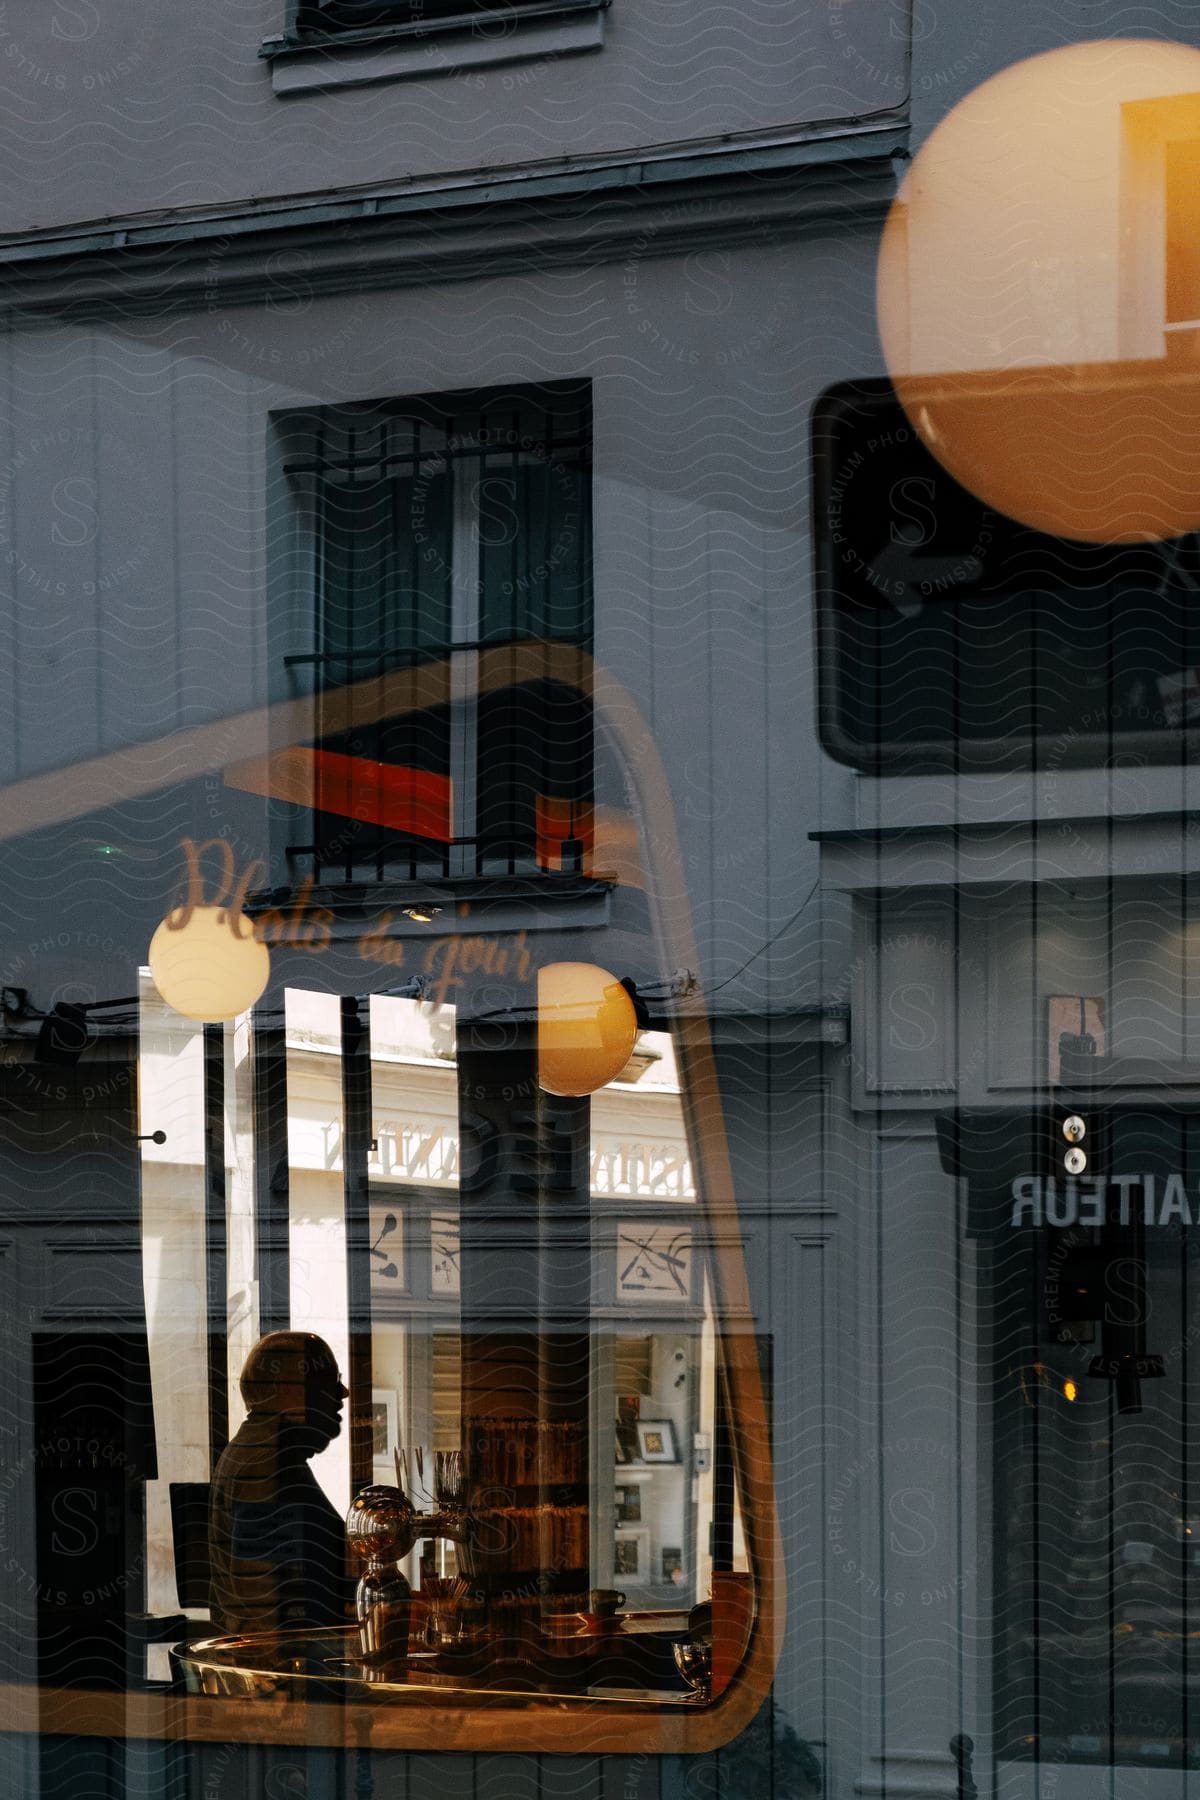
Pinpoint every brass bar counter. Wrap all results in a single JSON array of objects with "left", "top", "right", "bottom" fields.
[
  {"left": 176, "top": 1616, "right": 698, "bottom": 1708},
  {"left": 0, "top": 1602, "right": 758, "bottom": 1757}
]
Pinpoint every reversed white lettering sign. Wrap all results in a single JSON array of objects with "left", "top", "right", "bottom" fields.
[
  {"left": 1011, "top": 1174, "right": 1197, "bottom": 1228},
  {"left": 365, "top": 1119, "right": 694, "bottom": 1200}
]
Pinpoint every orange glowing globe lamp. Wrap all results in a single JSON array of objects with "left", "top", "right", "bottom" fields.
[
  {"left": 877, "top": 38, "right": 1200, "bottom": 542},
  {"left": 149, "top": 905, "right": 271, "bottom": 1023},
  {"left": 537, "top": 962, "right": 639, "bottom": 1097}
]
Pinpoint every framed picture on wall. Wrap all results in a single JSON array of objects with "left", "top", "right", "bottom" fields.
[
  {"left": 430, "top": 1211, "right": 461, "bottom": 1295},
  {"left": 371, "top": 1389, "right": 398, "bottom": 1461},
  {"left": 369, "top": 1204, "right": 405, "bottom": 1292},
  {"left": 615, "top": 1484, "right": 642, "bottom": 1524},
  {"left": 614, "top": 1527, "right": 650, "bottom": 1582},
  {"left": 616, "top": 1224, "right": 694, "bottom": 1300},
  {"left": 636, "top": 1419, "right": 678, "bottom": 1464}
]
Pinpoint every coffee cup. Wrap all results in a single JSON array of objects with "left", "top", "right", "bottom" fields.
[{"left": 589, "top": 1587, "right": 626, "bottom": 1620}]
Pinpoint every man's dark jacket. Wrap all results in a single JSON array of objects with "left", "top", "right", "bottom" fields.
[{"left": 209, "top": 1410, "right": 353, "bottom": 1635}]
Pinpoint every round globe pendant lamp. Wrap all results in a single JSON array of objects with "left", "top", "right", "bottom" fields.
[
  {"left": 149, "top": 904, "right": 270, "bottom": 1023},
  {"left": 537, "top": 962, "right": 640, "bottom": 1097},
  {"left": 877, "top": 37, "right": 1200, "bottom": 542}
]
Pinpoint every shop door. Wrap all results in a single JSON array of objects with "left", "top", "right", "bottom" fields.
[{"left": 984, "top": 1108, "right": 1200, "bottom": 1793}]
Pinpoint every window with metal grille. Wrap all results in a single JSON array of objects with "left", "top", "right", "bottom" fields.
[{"left": 278, "top": 383, "right": 592, "bottom": 886}]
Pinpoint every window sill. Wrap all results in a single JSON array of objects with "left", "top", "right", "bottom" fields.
[
  {"left": 248, "top": 871, "right": 615, "bottom": 939},
  {"left": 261, "top": 0, "right": 607, "bottom": 97}
]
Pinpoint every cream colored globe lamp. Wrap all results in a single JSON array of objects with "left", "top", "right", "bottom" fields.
[
  {"left": 148, "top": 904, "right": 270, "bottom": 1023},
  {"left": 536, "top": 961, "right": 639, "bottom": 1097},
  {"left": 877, "top": 37, "right": 1200, "bottom": 542}
]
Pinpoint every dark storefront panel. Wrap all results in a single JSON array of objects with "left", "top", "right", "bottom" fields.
[
  {"left": 947, "top": 1107, "right": 1200, "bottom": 1772},
  {"left": 813, "top": 378, "right": 1200, "bottom": 773}
]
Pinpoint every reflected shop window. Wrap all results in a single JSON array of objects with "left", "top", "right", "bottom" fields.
[
  {"left": 0, "top": 644, "right": 779, "bottom": 1764},
  {"left": 948, "top": 1107, "right": 1200, "bottom": 1779},
  {"left": 22, "top": 20, "right": 1200, "bottom": 1800}
]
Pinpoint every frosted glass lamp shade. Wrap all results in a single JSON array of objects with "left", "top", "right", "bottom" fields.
[
  {"left": 537, "top": 962, "right": 639, "bottom": 1097},
  {"left": 148, "top": 906, "right": 270, "bottom": 1023},
  {"left": 877, "top": 38, "right": 1200, "bottom": 541}
]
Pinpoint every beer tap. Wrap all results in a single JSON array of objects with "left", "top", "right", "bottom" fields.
[
  {"left": 346, "top": 1472, "right": 473, "bottom": 1661},
  {"left": 347, "top": 1479, "right": 471, "bottom": 1571}
]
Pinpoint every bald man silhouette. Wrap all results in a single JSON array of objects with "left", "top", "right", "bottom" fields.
[{"left": 209, "top": 1332, "right": 354, "bottom": 1635}]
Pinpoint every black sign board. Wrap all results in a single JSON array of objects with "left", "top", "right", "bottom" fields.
[{"left": 813, "top": 378, "right": 1200, "bottom": 772}]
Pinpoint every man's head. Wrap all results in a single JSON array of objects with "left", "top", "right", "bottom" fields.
[{"left": 239, "top": 1331, "right": 347, "bottom": 1453}]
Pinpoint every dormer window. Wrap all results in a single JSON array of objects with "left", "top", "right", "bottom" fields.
[
  {"left": 260, "top": 0, "right": 608, "bottom": 95},
  {"left": 292, "top": 0, "right": 567, "bottom": 32}
]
